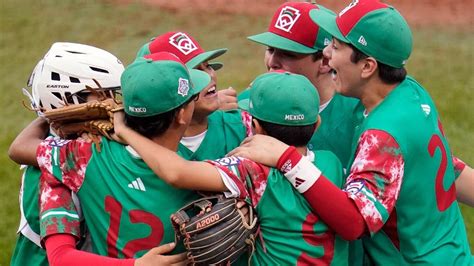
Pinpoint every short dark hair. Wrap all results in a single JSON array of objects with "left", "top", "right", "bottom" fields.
[
  {"left": 311, "top": 51, "right": 324, "bottom": 62},
  {"left": 256, "top": 119, "right": 316, "bottom": 147},
  {"left": 124, "top": 95, "right": 196, "bottom": 139},
  {"left": 348, "top": 44, "right": 406, "bottom": 84}
]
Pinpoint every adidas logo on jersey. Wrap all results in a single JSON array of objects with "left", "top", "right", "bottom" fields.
[
  {"left": 421, "top": 104, "right": 431, "bottom": 116},
  {"left": 128, "top": 178, "right": 146, "bottom": 191}
]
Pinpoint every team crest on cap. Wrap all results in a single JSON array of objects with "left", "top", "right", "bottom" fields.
[
  {"left": 169, "top": 32, "right": 198, "bottom": 55},
  {"left": 339, "top": 0, "right": 359, "bottom": 16},
  {"left": 275, "top": 6, "right": 301, "bottom": 32},
  {"left": 177, "top": 77, "right": 190, "bottom": 97}
]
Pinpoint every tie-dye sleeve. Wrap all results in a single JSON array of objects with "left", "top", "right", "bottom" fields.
[{"left": 343, "top": 129, "right": 404, "bottom": 235}]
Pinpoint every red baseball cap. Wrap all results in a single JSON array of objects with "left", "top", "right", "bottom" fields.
[
  {"left": 310, "top": 0, "right": 412, "bottom": 68},
  {"left": 248, "top": 2, "right": 333, "bottom": 54},
  {"left": 136, "top": 31, "right": 227, "bottom": 70}
]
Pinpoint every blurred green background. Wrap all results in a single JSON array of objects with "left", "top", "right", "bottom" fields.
[{"left": 1, "top": 0, "right": 472, "bottom": 264}]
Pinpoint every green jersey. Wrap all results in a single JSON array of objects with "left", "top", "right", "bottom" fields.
[
  {"left": 11, "top": 166, "right": 48, "bottom": 266},
  {"left": 210, "top": 150, "right": 348, "bottom": 265},
  {"left": 308, "top": 93, "right": 359, "bottom": 167},
  {"left": 38, "top": 137, "right": 199, "bottom": 258},
  {"left": 178, "top": 109, "right": 250, "bottom": 160},
  {"left": 345, "top": 77, "right": 471, "bottom": 265}
]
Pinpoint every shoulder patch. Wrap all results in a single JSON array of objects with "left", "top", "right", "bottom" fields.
[{"left": 213, "top": 156, "right": 241, "bottom": 166}]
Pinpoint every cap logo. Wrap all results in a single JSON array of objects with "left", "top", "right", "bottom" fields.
[
  {"left": 169, "top": 32, "right": 198, "bottom": 55},
  {"left": 285, "top": 114, "right": 304, "bottom": 121},
  {"left": 177, "top": 77, "right": 190, "bottom": 97},
  {"left": 324, "top": 38, "right": 331, "bottom": 46},
  {"left": 275, "top": 6, "right": 301, "bottom": 32},
  {"left": 339, "top": 0, "right": 359, "bottom": 17},
  {"left": 358, "top": 36, "right": 367, "bottom": 46}
]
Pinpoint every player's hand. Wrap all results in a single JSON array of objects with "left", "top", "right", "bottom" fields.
[
  {"left": 236, "top": 200, "right": 250, "bottom": 223},
  {"left": 111, "top": 111, "right": 129, "bottom": 144},
  {"left": 218, "top": 87, "right": 238, "bottom": 110},
  {"left": 228, "top": 135, "right": 289, "bottom": 167},
  {"left": 134, "top": 243, "right": 187, "bottom": 266}
]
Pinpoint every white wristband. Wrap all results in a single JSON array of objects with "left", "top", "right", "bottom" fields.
[{"left": 284, "top": 156, "right": 321, "bottom": 193}]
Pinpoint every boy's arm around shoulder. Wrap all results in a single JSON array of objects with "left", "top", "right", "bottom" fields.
[
  {"left": 113, "top": 112, "right": 226, "bottom": 192},
  {"left": 8, "top": 117, "right": 49, "bottom": 167}
]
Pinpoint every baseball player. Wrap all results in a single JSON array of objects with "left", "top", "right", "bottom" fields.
[
  {"left": 17, "top": 53, "right": 211, "bottom": 265},
  {"left": 137, "top": 31, "right": 238, "bottom": 111},
  {"left": 230, "top": 0, "right": 472, "bottom": 264},
  {"left": 241, "top": 1, "right": 359, "bottom": 168},
  {"left": 137, "top": 31, "right": 252, "bottom": 161},
  {"left": 8, "top": 42, "right": 124, "bottom": 266},
  {"left": 113, "top": 71, "right": 350, "bottom": 265}
]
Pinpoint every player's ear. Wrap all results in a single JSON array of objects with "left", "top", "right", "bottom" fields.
[
  {"left": 252, "top": 119, "right": 267, "bottom": 135},
  {"left": 175, "top": 107, "right": 188, "bottom": 126},
  {"left": 314, "top": 115, "right": 321, "bottom": 133},
  {"left": 361, "top": 57, "right": 377, "bottom": 79}
]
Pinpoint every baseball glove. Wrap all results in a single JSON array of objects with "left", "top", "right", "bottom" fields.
[
  {"left": 171, "top": 195, "right": 258, "bottom": 265},
  {"left": 44, "top": 97, "right": 123, "bottom": 140}
]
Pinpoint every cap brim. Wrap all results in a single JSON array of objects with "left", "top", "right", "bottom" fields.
[
  {"left": 309, "top": 9, "right": 349, "bottom": 43},
  {"left": 237, "top": 99, "right": 250, "bottom": 111},
  {"left": 248, "top": 32, "right": 318, "bottom": 54},
  {"left": 186, "top": 48, "right": 227, "bottom": 69},
  {"left": 189, "top": 69, "right": 211, "bottom": 95},
  {"left": 209, "top": 62, "right": 223, "bottom": 71}
]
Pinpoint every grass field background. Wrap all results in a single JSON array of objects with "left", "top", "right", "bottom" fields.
[{"left": 0, "top": 0, "right": 472, "bottom": 264}]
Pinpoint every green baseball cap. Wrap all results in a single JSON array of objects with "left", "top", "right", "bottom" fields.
[
  {"left": 136, "top": 31, "right": 227, "bottom": 70},
  {"left": 248, "top": 2, "right": 333, "bottom": 54},
  {"left": 310, "top": 0, "right": 412, "bottom": 68},
  {"left": 122, "top": 52, "right": 211, "bottom": 117},
  {"left": 239, "top": 71, "right": 320, "bottom": 126}
]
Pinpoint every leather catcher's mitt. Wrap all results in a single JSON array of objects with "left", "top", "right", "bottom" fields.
[
  {"left": 171, "top": 195, "right": 258, "bottom": 265},
  {"left": 44, "top": 98, "right": 123, "bottom": 139}
]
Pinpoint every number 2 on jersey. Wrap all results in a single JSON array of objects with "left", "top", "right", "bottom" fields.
[
  {"left": 105, "top": 196, "right": 164, "bottom": 258},
  {"left": 428, "top": 133, "right": 456, "bottom": 212}
]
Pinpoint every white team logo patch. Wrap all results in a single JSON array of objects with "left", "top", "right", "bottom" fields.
[
  {"left": 177, "top": 78, "right": 190, "bottom": 97},
  {"left": 339, "top": 0, "right": 359, "bottom": 17},
  {"left": 47, "top": 137, "right": 70, "bottom": 148},
  {"left": 169, "top": 32, "right": 198, "bottom": 55},
  {"left": 214, "top": 156, "right": 241, "bottom": 166},
  {"left": 324, "top": 38, "right": 331, "bottom": 46},
  {"left": 344, "top": 180, "right": 365, "bottom": 195},
  {"left": 275, "top": 6, "right": 301, "bottom": 32}
]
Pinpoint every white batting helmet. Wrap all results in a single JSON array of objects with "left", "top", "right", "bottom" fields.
[{"left": 28, "top": 42, "right": 124, "bottom": 111}]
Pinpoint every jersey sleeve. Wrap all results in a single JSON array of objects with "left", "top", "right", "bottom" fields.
[
  {"left": 37, "top": 136, "right": 93, "bottom": 192},
  {"left": 343, "top": 129, "right": 404, "bottom": 235},
  {"left": 39, "top": 168, "right": 82, "bottom": 244},
  {"left": 240, "top": 110, "right": 253, "bottom": 137},
  {"left": 452, "top": 156, "right": 466, "bottom": 180},
  {"left": 207, "top": 156, "right": 270, "bottom": 207},
  {"left": 37, "top": 136, "right": 93, "bottom": 245}
]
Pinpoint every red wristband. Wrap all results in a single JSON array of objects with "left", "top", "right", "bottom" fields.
[{"left": 276, "top": 146, "right": 303, "bottom": 174}]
